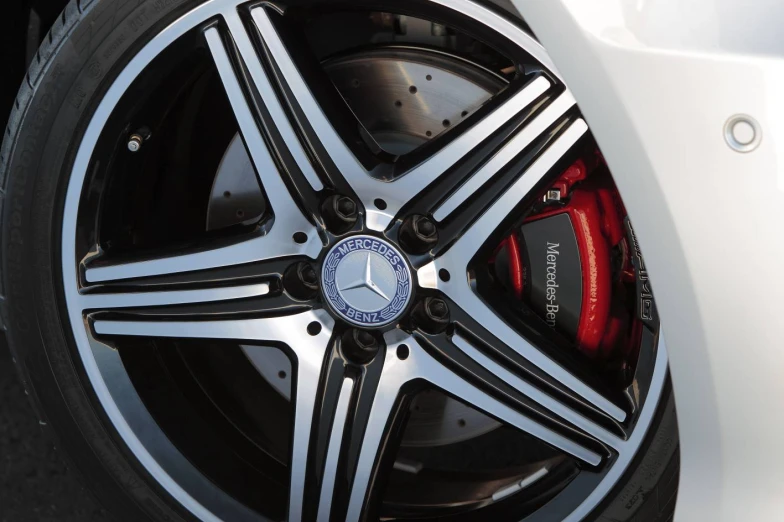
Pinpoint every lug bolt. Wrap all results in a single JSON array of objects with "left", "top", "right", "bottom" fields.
[
  {"left": 415, "top": 218, "right": 436, "bottom": 237},
  {"left": 337, "top": 196, "right": 356, "bottom": 217},
  {"left": 322, "top": 194, "right": 358, "bottom": 233},
  {"left": 284, "top": 261, "right": 319, "bottom": 299},
  {"left": 127, "top": 133, "right": 143, "bottom": 152},
  {"left": 427, "top": 298, "right": 448, "bottom": 319},
  {"left": 399, "top": 214, "right": 438, "bottom": 254},
  {"left": 412, "top": 297, "right": 450, "bottom": 333},
  {"left": 298, "top": 263, "right": 318, "bottom": 290},
  {"left": 342, "top": 329, "right": 381, "bottom": 364}
]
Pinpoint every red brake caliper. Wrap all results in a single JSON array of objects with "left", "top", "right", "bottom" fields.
[{"left": 495, "top": 153, "right": 642, "bottom": 365}]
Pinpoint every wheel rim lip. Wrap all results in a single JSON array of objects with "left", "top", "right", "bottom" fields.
[{"left": 58, "top": 0, "right": 669, "bottom": 520}]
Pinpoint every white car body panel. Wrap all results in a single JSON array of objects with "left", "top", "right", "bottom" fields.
[{"left": 511, "top": 1, "right": 784, "bottom": 520}]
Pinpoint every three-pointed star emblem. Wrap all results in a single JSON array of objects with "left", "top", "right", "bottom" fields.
[{"left": 338, "top": 253, "right": 391, "bottom": 302}]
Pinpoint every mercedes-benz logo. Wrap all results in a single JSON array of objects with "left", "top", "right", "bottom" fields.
[
  {"left": 322, "top": 235, "right": 412, "bottom": 327},
  {"left": 339, "top": 253, "right": 392, "bottom": 302}
]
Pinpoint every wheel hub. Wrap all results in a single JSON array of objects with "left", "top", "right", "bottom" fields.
[{"left": 322, "top": 235, "right": 412, "bottom": 327}]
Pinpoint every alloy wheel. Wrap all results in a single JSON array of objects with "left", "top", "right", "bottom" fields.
[{"left": 59, "top": 1, "right": 668, "bottom": 520}]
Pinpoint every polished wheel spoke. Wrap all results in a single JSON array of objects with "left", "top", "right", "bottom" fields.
[
  {"left": 244, "top": 5, "right": 569, "bottom": 233},
  {"left": 394, "top": 87, "right": 579, "bottom": 256},
  {"left": 204, "top": 24, "right": 321, "bottom": 234},
  {"left": 79, "top": 253, "right": 305, "bottom": 318},
  {"left": 289, "top": 337, "right": 406, "bottom": 522},
  {"left": 92, "top": 304, "right": 330, "bottom": 340},
  {"left": 444, "top": 295, "right": 626, "bottom": 423},
  {"left": 343, "top": 333, "right": 608, "bottom": 515},
  {"left": 83, "top": 228, "right": 319, "bottom": 281},
  {"left": 419, "top": 340, "right": 605, "bottom": 466},
  {"left": 245, "top": 6, "right": 374, "bottom": 190},
  {"left": 424, "top": 117, "right": 588, "bottom": 263},
  {"left": 377, "top": 80, "right": 570, "bottom": 231},
  {"left": 80, "top": 280, "right": 271, "bottom": 311},
  {"left": 379, "top": 76, "right": 555, "bottom": 227},
  {"left": 420, "top": 273, "right": 625, "bottom": 422},
  {"left": 205, "top": 23, "right": 317, "bottom": 217},
  {"left": 216, "top": 9, "right": 325, "bottom": 193},
  {"left": 415, "top": 117, "right": 626, "bottom": 426},
  {"left": 428, "top": 329, "right": 625, "bottom": 453},
  {"left": 431, "top": 90, "right": 577, "bottom": 223}
]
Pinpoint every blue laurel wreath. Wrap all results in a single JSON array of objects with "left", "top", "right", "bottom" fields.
[{"left": 322, "top": 240, "right": 411, "bottom": 323}]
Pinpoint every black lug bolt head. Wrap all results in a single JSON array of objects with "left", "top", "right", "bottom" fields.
[
  {"left": 413, "top": 216, "right": 437, "bottom": 238},
  {"left": 426, "top": 297, "right": 448, "bottom": 320},
  {"left": 322, "top": 194, "right": 358, "bottom": 233},
  {"left": 336, "top": 196, "right": 357, "bottom": 218},
  {"left": 413, "top": 297, "right": 450, "bottom": 333},
  {"left": 297, "top": 263, "right": 318, "bottom": 291},
  {"left": 399, "top": 214, "right": 438, "bottom": 254},
  {"left": 342, "top": 329, "right": 381, "bottom": 364},
  {"left": 284, "top": 261, "right": 319, "bottom": 299},
  {"left": 355, "top": 330, "right": 376, "bottom": 348}
]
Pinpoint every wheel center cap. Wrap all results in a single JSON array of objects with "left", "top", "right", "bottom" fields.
[{"left": 322, "top": 235, "right": 412, "bottom": 327}]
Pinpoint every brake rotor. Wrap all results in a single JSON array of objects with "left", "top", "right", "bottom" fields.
[
  {"left": 325, "top": 47, "right": 504, "bottom": 155},
  {"left": 211, "top": 47, "right": 505, "bottom": 447}
]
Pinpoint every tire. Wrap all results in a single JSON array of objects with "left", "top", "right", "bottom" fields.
[
  {"left": 593, "top": 389, "right": 678, "bottom": 522},
  {"left": 0, "top": 0, "right": 679, "bottom": 520}
]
